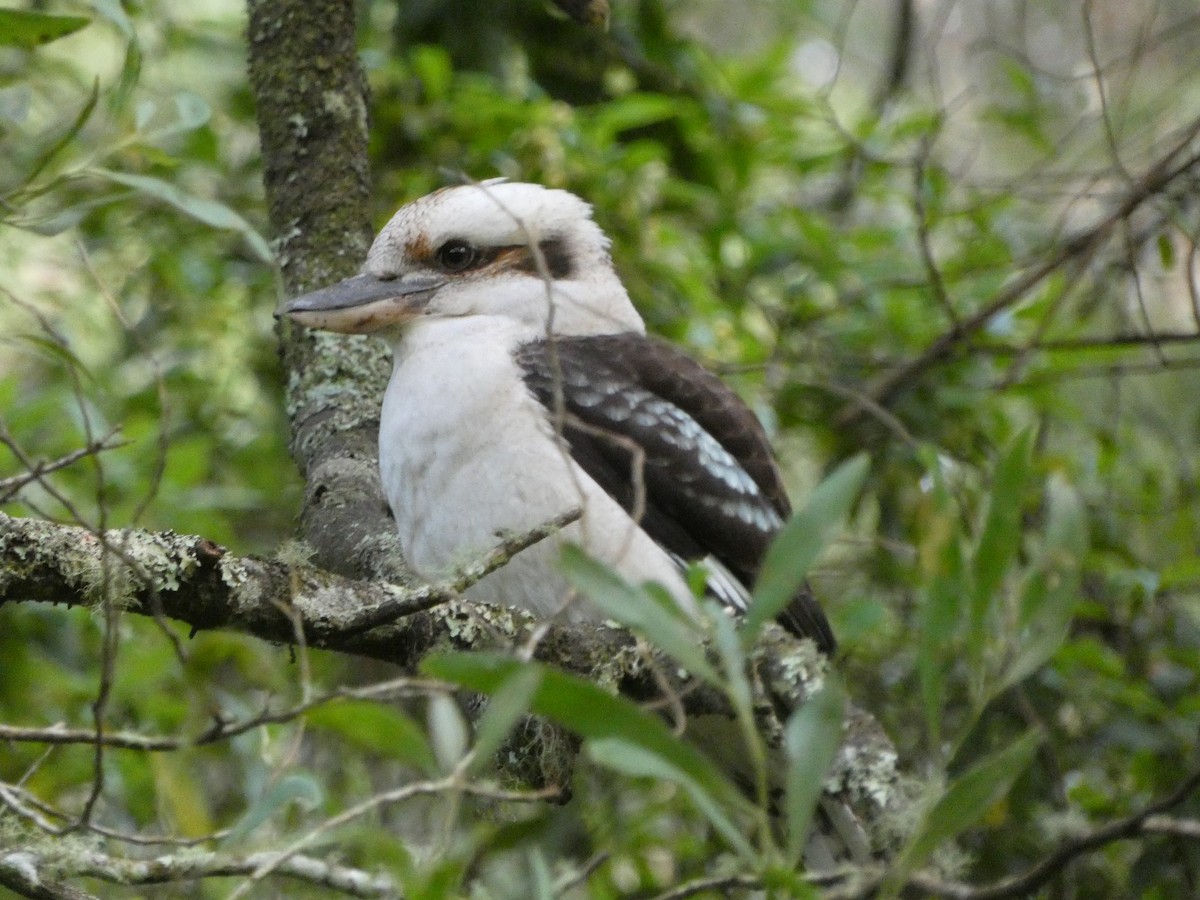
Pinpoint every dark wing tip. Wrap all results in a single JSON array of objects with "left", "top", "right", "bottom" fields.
[{"left": 777, "top": 584, "right": 837, "bottom": 654}]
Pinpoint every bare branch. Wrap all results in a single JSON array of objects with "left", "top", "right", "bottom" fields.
[
  {"left": 817, "top": 766, "right": 1200, "bottom": 900},
  {"left": 871, "top": 0, "right": 915, "bottom": 112},
  {"left": 0, "top": 429, "right": 126, "bottom": 503},
  {"left": 648, "top": 873, "right": 763, "bottom": 899},
  {"left": 0, "top": 779, "right": 232, "bottom": 847},
  {"left": 1143, "top": 815, "right": 1200, "bottom": 839},
  {"left": 0, "top": 852, "right": 99, "bottom": 900},
  {"left": 974, "top": 330, "right": 1200, "bottom": 353},
  {"left": 334, "top": 506, "right": 582, "bottom": 635},
  {"left": 839, "top": 119, "right": 1200, "bottom": 425},
  {"left": 0, "top": 510, "right": 897, "bottom": 864},
  {"left": 0, "top": 845, "right": 397, "bottom": 899},
  {"left": 948, "top": 765, "right": 1200, "bottom": 900},
  {"left": 231, "top": 769, "right": 561, "bottom": 898},
  {"left": 0, "top": 510, "right": 580, "bottom": 663},
  {"left": 0, "top": 676, "right": 445, "bottom": 753},
  {"left": 0, "top": 508, "right": 837, "bottom": 726}
]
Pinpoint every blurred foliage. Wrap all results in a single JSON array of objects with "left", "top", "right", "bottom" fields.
[{"left": 3, "top": 0, "right": 1200, "bottom": 896}]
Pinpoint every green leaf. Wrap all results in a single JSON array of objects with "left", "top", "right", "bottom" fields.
[
  {"left": 140, "top": 92, "right": 212, "bottom": 140},
  {"left": 898, "top": 730, "right": 1041, "bottom": 876},
  {"left": 710, "top": 602, "right": 752, "bottom": 721},
  {"left": 424, "top": 652, "right": 754, "bottom": 854},
  {"left": 8, "top": 334, "right": 96, "bottom": 383},
  {"left": 0, "top": 10, "right": 89, "bottom": 49},
  {"left": 970, "top": 430, "right": 1033, "bottom": 669},
  {"left": 1041, "top": 472, "right": 1088, "bottom": 563},
  {"left": 527, "top": 846, "right": 555, "bottom": 900},
  {"left": 1000, "top": 475, "right": 1085, "bottom": 690},
  {"left": 783, "top": 676, "right": 846, "bottom": 863},
  {"left": 90, "top": 169, "right": 274, "bottom": 264},
  {"left": 1160, "top": 554, "right": 1200, "bottom": 590},
  {"left": 1157, "top": 233, "right": 1175, "bottom": 268},
  {"left": 915, "top": 462, "right": 967, "bottom": 747},
  {"left": 591, "top": 93, "right": 679, "bottom": 140},
  {"left": 744, "top": 454, "right": 869, "bottom": 640},
  {"left": 219, "top": 772, "right": 323, "bottom": 847},
  {"left": 559, "top": 545, "right": 721, "bottom": 686},
  {"left": 305, "top": 701, "right": 438, "bottom": 774},
  {"left": 587, "top": 736, "right": 754, "bottom": 858},
  {"left": 90, "top": 0, "right": 133, "bottom": 39},
  {"left": 20, "top": 195, "right": 119, "bottom": 236},
  {"left": 410, "top": 45, "right": 453, "bottom": 102},
  {"left": 23, "top": 80, "right": 100, "bottom": 186},
  {"left": 919, "top": 563, "right": 961, "bottom": 747},
  {"left": 428, "top": 694, "right": 469, "bottom": 771}
]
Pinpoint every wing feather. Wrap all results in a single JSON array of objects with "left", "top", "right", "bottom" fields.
[{"left": 516, "top": 333, "right": 835, "bottom": 653}]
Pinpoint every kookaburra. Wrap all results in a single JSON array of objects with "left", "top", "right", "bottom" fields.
[{"left": 284, "top": 181, "right": 834, "bottom": 653}]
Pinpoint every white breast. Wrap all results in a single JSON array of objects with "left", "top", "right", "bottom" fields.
[{"left": 379, "top": 316, "right": 695, "bottom": 622}]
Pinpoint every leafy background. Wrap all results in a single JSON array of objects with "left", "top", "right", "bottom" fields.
[{"left": 2, "top": 0, "right": 1199, "bottom": 896}]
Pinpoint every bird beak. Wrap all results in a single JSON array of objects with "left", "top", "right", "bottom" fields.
[{"left": 279, "top": 273, "right": 444, "bottom": 334}]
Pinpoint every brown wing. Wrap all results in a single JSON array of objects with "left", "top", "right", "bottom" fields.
[{"left": 516, "top": 333, "right": 835, "bottom": 653}]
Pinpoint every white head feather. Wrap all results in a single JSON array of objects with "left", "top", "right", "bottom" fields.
[{"left": 286, "top": 182, "right": 645, "bottom": 338}]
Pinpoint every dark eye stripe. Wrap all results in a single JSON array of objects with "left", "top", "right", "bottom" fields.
[
  {"left": 513, "top": 239, "right": 573, "bottom": 280},
  {"left": 428, "top": 239, "right": 574, "bottom": 280}
]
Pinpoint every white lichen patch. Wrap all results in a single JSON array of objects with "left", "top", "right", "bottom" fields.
[
  {"left": 272, "top": 224, "right": 303, "bottom": 266},
  {"left": 116, "top": 530, "right": 197, "bottom": 593},
  {"left": 52, "top": 530, "right": 135, "bottom": 608},
  {"left": 0, "top": 851, "right": 39, "bottom": 884},
  {"left": 378, "top": 582, "right": 408, "bottom": 601},
  {"left": 593, "top": 636, "right": 643, "bottom": 691},
  {"left": 321, "top": 88, "right": 367, "bottom": 133},
  {"left": 844, "top": 745, "right": 899, "bottom": 810},
  {"left": 285, "top": 331, "right": 389, "bottom": 427},
  {"left": 443, "top": 598, "right": 523, "bottom": 644},
  {"left": 274, "top": 539, "right": 316, "bottom": 567},
  {"left": 761, "top": 632, "right": 827, "bottom": 700},
  {"left": 218, "top": 555, "right": 251, "bottom": 591},
  {"left": 0, "top": 522, "right": 28, "bottom": 564}
]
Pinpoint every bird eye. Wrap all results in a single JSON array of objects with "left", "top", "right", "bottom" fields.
[{"left": 435, "top": 240, "right": 478, "bottom": 272}]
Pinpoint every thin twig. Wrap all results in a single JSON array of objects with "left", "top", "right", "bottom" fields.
[
  {"left": 647, "top": 873, "right": 763, "bottom": 899},
  {"left": 553, "top": 851, "right": 610, "bottom": 896},
  {"left": 974, "top": 330, "right": 1200, "bottom": 353},
  {"left": 0, "top": 779, "right": 234, "bottom": 847},
  {"left": 0, "top": 676, "right": 447, "bottom": 753},
  {"left": 0, "top": 851, "right": 100, "bottom": 900},
  {"left": 326, "top": 506, "right": 582, "bottom": 637},
  {"left": 0, "top": 429, "right": 126, "bottom": 502},
  {"left": 231, "top": 765, "right": 561, "bottom": 899}
]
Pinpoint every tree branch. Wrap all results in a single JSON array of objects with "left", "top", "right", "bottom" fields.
[
  {"left": 246, "top": 0, "right": 405, "bottom": 584},
  {"left": 0, "top": 846, "right": 396, "bottom": 899},
  {"left": 838, "top": 119, "right": 1200, "bottom": 425},
  {"left": 812, "top": 765, "right": 1200, "bottom": 899},
  {"left": 0, "top": 511, "right": 587, "bottom": 668},
  {"left": 0, "top": 428, "right": 125, "bottom": 503},
  {"left": 947, "top": 765, "right": 1200, "bottom": 900},
  {"left": 0, "top": 510, "right": 900, "bottom": 858},
  {"left": 973, "top": 330, "right": 1200, "bottom": 353},
  {"left": 231, "top": 771, "right": 561, "bottom": 898}
]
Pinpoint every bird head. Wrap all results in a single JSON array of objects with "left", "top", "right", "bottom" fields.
[{"left": 282, "top": 181, "right": 644, "bottom": 338}]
